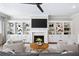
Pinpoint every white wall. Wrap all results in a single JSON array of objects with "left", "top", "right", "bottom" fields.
[
  {"left": 71, "top": 13, "right": 79, "bottom": 35},
  {"left": 71, "top": 13, "right": 79, "bottom": 43}
]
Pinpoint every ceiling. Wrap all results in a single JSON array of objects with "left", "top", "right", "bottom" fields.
[{"left": 0, "top": 3, "right": 79, "bottom": 17}]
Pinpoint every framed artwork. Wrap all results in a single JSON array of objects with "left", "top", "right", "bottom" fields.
[
  {"left": 15, "top": 23, "right": 23, "bottom": 35},
  {"left": 56, "top": 22, "right": 63, "bottom": 35}
]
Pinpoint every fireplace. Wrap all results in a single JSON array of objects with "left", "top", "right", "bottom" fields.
[
  {"left": 34, "top": 36, "right": 44, "bottom": 43},
  {"left": 30, "top": 32, "right": 49, "bottom": 51},
  {"left": 31, "top": 32, "right": 48, "bottom": 43}
]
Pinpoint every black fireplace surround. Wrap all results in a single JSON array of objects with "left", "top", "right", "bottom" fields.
[{"left": 34, "top": 36, "right": 44, "bottom": 43}]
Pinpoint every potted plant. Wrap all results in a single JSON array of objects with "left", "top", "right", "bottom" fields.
[{"left": 36, "top": 38, "right": 43, "bottom": 45}]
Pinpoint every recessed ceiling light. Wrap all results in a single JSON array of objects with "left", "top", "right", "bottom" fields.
[{"left": 72, "top": 5, "right": 76, "bottom": 9}]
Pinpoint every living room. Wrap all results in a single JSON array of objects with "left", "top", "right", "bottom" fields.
[{"left": 0, "top": 3, "right": 79, "bottom": 56}]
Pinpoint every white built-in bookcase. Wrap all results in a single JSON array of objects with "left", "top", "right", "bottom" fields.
[
  {"left": 6, "top": 19, "right": 31, "bottom": 43},
  {"left": 6, "top": 16, "right": 73, "bottom": 43},
  {"left": 48, "top": 20, "right": 72, "bottom": 42}
]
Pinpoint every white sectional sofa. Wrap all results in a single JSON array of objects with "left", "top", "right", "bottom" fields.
[
  {"left": 3, "top": 39, "right": 25, "bottom": 52},
  {"left": 48, "top": 42, "right": 78, "bottom": 53}
]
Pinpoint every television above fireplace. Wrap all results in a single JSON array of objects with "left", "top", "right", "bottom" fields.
[{"left": 32, "top": 19, "right": 47, "bottom": 28}]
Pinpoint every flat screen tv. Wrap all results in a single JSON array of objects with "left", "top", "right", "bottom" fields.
[{"left": 32, "top": 19, "right": 47, "bottom": 28}]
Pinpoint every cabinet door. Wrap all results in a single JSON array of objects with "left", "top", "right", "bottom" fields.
[
  {"left": 23, "top": 35, "right": 30, "bottom": 43},
  {"left": 49, "top": 35, "right": 63, "bottom": 42}
]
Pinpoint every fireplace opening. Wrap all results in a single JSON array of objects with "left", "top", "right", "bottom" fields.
[{"left": 34, "top": 36, "right": 44, "bottom": 43}]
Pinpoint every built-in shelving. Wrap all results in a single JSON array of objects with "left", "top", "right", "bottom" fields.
[
  {"left": 6, "top": 20, "right": 31, "bottom": 43},
  {"left": 48, "top": 21, "right": 71, "bottom": 35},
  {"left": 7, "top": 22, "right": 30, "bottom": 35},
  {"left": 48, "top": 21, "right": 72, "bottom": 42}
]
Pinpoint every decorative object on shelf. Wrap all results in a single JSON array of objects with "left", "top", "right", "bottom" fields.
[
  {"left": 23, "top": 22, "right": 30, "bottom": 34},
  {"left": 9, "top": 23, "right": 14, "bottom": 27},
  {"left": 7, "top": 22, "right": 15, "bottom": 34},
  {"left": 48, "top": 22, "right": 55, "bottom": 35},
  {"left": 64, "top": 22, "right": 71, "bottom": 35}
]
